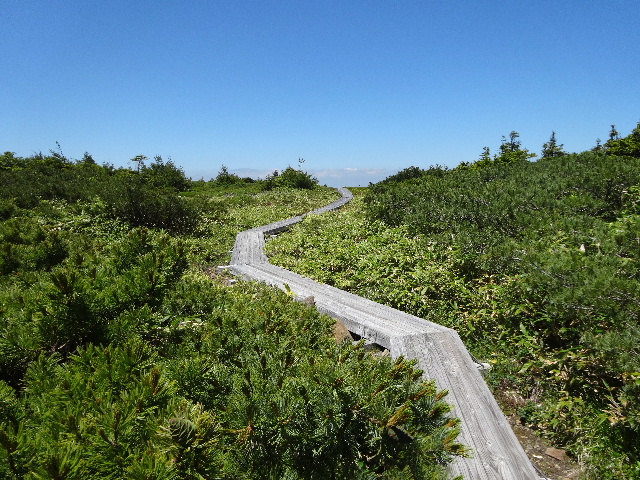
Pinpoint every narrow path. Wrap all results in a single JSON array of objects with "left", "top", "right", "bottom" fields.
[{"left": 223, "top": 188, "right": 543, "bottom": 480}]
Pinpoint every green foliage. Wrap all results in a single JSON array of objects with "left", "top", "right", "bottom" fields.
[
  {"left": 0, "top": 272, "right": 464, "bottom": 479},
  {"left": 0, "top": 152, "right": 198, "bottom": 233},
  {"left": 366, "top": 152, "right": 640, "bottom": 277},
  {"left": 161, "top": 277, "right": 465, "bottom": 479},
  {"left": 168, "top": 417, "right": 197, "bottom": 448},
  {"left": 0, "top": 217, "right": 67, "bottom": 275},
  {"left": 0, "top": 156, "right": 462, "bottom": 478},
  {"left": 0, "top": 340, "right": 215, "bottom": 479},
  {"left": 211, "top": 164, "right": 245, "bottom": 186},
  {"left": 268, "top": 151, "right": 640, "bottom": 478},
  {"left": 208, "top": 164, "right": 317, "bottom": 191},
  {"left": 267, "top": 203, "right": 469, "bottom": 326},
  {"left": 140, "top": 155, "right": 191, "bottom": 192},
  {"left": 605, "top": 122, "right": 640, "bottom": 158},
  {"left": 494, "top": 131, "right": 537, "bottom": 164},
  {"left": 541, "top": 131, "right": 567, "bottom": 158},
  {"left": 376, "top": 166, "right": 429, "bottom": 185},
  {"left": 622, "top": 185, "right": 640, "bottom": 216},
  {"left": 99, "top": 172, "right": 200, "bottom": 233},
  {"left": 265, "top": 166, "right": 318, "bottom": 190},
  {"left": 0, "top": 227, "right": 188, "bottom": 385},
  {"left": 185, "top": 186, "right": 340, "bottom": 266},
  {"left": 465, "top": 131, "right": 536, "bottom": 170}
]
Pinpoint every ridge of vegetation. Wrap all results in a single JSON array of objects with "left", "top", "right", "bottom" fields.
[
  {"left": 267, "top": 124, "right": 640, "bottom": 479},
  {"left": 0, "top": 152, "right": 465, "bottom": 478}
]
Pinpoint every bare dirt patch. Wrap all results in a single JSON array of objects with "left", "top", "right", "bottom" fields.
[
  {"left": 493, "top": 388, "right": 586, "bottom": 480},
  {"left": 509, "top": 415, "right": 584, "bottom": 480}
]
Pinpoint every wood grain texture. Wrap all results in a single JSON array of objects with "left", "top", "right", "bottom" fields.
[{"left": 225, "top": 187, "right": 542, "bottom": 479}]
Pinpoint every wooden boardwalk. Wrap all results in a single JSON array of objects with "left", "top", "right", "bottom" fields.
[{"left": 224, "top": 188, "right": 543, "bottom": 479}]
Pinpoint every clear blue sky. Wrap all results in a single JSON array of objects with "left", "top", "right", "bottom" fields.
[{"left": 2, "top": 1, "right": 639, "bottom": 187}]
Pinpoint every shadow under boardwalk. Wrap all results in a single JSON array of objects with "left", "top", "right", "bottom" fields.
[{"left": 224, "top": 188, "right": 542, "bottom": 480}]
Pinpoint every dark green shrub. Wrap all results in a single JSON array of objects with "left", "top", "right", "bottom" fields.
[
  {"left": 377, "top": 165, "right": 431, "bottom": 185},
  {"left": 0, "top": 228, "right": 189, "bottom": 382},
  {"left": 0, "top": 153, "right": 200, "bottom": 233},
  {"left": 366, "top": 152, "right": 640, "bottom": 275},
  {"left": 0, "top": 341, "right": 194, "bottom": 479},
  {"left": 0, "top": 199, "right": 17, "bottom": 221},
  {"left": 141, "top": 155, "right": 192, "bottom": 192},
  {"left": 212, "top": 165, "right": 242, "bottom": 185},
  {"left": 100, "top": 173, "right": 200, "bottom": 233},
  {"left": 265, "top": 166, "right": 318, "bottom": 190},
  {"left": 160, "top": 278, "right": 466, "bottom": 479},
  {"left": 605, "top": 122, "right": 640, "bottom": 158},
  {"left": 268, "top": 151, "right": 640, "bottom": 475},
  {"left": 0, "top": 218, "right": 68, "bottom": 275}
]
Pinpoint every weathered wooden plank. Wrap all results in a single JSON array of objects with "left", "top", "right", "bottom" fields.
[
  {"left": 391, "top": 333, "right": 540, "bottom": 479},
  {"left": 304, "top": 187, "right": 354, "bottom": 216},
  {"left": 230, "top": 263, "right": 446, "bottom": 340},
  {"left": 255, "top": 187, "right": 353, "bottom": 237},
  {"left": 231, "top": 231, "right": 268, "bottom": 265},
  {"left": 224, "top": 187, "right": 543, "bottom": 480}
]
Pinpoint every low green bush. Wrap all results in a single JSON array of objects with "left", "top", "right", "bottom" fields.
[
  {"left": 265, "top": 166, "right": 318, "bottom": 190},
  {"left": 0, "top": 156, "right": 464, "bottom": 478},
  {"left": 0, "top": 272, "right": 466, "bottom": 479}
]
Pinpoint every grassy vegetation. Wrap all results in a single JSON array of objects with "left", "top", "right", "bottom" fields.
[
  {"left": 267, "top": 125, "right": 640, "bottom": 479},
  {"left": 0, "top": 152, "right": 465, "bottom": 478}
]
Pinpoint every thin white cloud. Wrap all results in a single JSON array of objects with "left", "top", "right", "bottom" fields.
[
  {"left": 232, "top": 168, "right": 276, "bottom": 179},
  {"left": 312, "top": 168, "right": 391, "bottom": 187}
]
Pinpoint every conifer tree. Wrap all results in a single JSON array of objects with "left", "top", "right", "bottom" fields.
[
  {"left": 499, "top": 131, "right": 522, "bottom": 154},
  {"left": 494, "top": 131, "right": 536, "bottom": 164},
  {"left": 605, "top": 122, "right": 640, "bottom": 158},
  {"left": 609, "top": 124, "right": 620, "bottom": 142},
  {"left": 479, "top": 146, "right": 491, "bottom": 161},
  {"left": 541, "top": 131, "right": 567, "bottom": 158},
  {"left": 471, "top": 146, "right": 493, "bottom": 169},
  {"left": 592, "top": 138, "right": 604, "bottom": 152}
]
